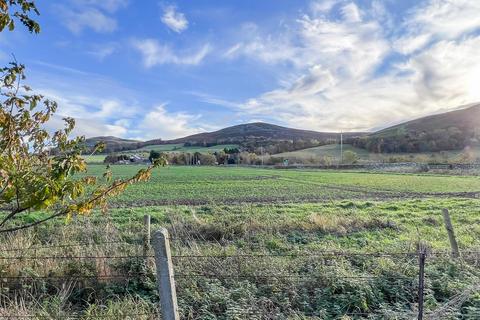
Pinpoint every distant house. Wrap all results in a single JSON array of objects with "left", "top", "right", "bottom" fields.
[
  {"left": 104, "top": 153, "right": 148, "bottom": 164},
  {"left": 129, "top": 154, "right": 145, "bottom": 163}
]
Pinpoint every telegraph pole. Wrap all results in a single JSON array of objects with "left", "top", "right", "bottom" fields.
[
  {"left": 340, "top": 131, "right": 343, "bottom": 164},
  {"left": 261, "top": 146, "right": 264, "bottom": 166}
]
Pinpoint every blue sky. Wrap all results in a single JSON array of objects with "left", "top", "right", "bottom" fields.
[{"left": 1, "top": 0, "right": 480, "bottom": 139}]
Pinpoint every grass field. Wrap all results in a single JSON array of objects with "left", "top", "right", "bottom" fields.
[
  {"left": 81, "top": 154, "right": 108, "bottom": 163},
  {"left": 277, "top": 143, "right": 480, "bottom": 163},
  {"left": 2, "top": 165, "right": 480, "bottom": 318},
  {"left": 80, "top": 165, "right": 480, "bottom": 206}
]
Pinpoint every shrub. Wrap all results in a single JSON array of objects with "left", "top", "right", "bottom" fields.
[{"left": 343, "top": 151, "right": 359, "bottom": 164}]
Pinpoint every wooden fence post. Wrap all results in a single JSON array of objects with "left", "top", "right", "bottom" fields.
[
  {"left": 442, "top": 209, "right": 460, "bottom": 258},
  {"left": 152, "top": 228, "right": 180, "bottom": 320},
  {"left": 143, "top": 214, "right": 151, "bottom": 258},
  {"left": 418, "top": 243, "right": 427, "bottom": 320}
]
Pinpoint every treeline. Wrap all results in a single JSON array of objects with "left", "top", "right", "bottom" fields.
[
  {"left": 149, "top": 150, "right": 267, "bottom": 166},
  {"left": 350, "top": 127, "right": 479, "bottom": 153},
  {"left": 183, "top": 138, "right": 332, "bottom": 154}
]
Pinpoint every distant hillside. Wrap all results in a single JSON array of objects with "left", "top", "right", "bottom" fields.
[
  {"left": 84, "top": 136, "right": 142, "bottom": 153},
  {"left": 351, "top": 104, "right": 480, "bottom": 153},
  {"left": 163, "top": 122, "right": 363, "bottom": 145},
  {"left": 87, "top": 123, "right": 366, "bottom": 154}
]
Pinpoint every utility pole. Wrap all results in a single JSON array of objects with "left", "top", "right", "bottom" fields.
[
  {"left": 340, "top": 131, "right": 343, "bottom": 165},
  {"left": 261, "top": 146, "right": 264, "bottom": 166}
]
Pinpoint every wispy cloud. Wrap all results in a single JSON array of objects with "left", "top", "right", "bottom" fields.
[
  {"left": 56, "top": 0, "right": 128, "bottom": 34},
  {"left": 28, "top": 62, "right": 141, "bottom": 138},
  {"left": 72, "top": 0, "right": 129, "bottom": 13},
  {"left": 161, "top": 4, "right": 189, "bottom": 33},
  {"left": 139, "top": 104, "right": 204, "bottom": 140},
  {"left": 87, "top": 43, "right": 118, "bottom": 60},
  {"left": 211, "top": 0, "right": 480, "bottom": 132},
  {"left": 394, "top": 0, "right": 480, "bottom": 54},
  {"left": 131, "top": 38, "right": 210, "bottom": 67}
]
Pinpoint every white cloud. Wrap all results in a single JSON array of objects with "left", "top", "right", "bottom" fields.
[
  {"left": 140, "top": 104, "right": 203, "bottom": 140},
  {"left": 212, "top": 0, "right": 480, "bottom": 132},
  {"left": 394, "top": 0, "right": 480, "bottom": 54},
  {"left": 61, "top": 8, "right": 117, "bottom": 34},
  {"left": 310, "top": 0, "right": 339, "bottom": 14},
  {"left": 45, "top": 116, "right": 128, "bottom": 138},
  {"left": 37, "top": 88, "right": 137, "bottom": 122},
  {"left": 161, "top": 5, "right": 189, "bottom": 33},
  {"left": 87, "top": 43, "right": 117, "bottom": 60},
  {"left": 132, "top": 38, "right": 210, "bottom": 67},
  {"left": 73, "top": 0, "right": 129, "bottom": 13},
  {"left": 222, "top": 22, "right": 298, "bottom": 65},
  {"left": 58, "top": 0, "right": 128, "bottom": 34},
  {"left": 340, "top": 2, "right": 362, "bottom": 23}
]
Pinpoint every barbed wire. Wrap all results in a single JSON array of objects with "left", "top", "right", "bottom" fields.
[
  {"left": 0, "top": 250, "right": 478, "bottom": 262},
  {"left": 0, "top": 254, "right": 153, "bottom": 260},
  {"left": 174, "top": 273, "right": 415, "bottom": 280},
  {"left": 0, "top": 312, "right": 156, "bottom": 319},
  {"left": 1, "top": 239, "right": 144, "bottom": 252},
  {"left": 0, "top": 273, "right": 151, "bottom": 280}
]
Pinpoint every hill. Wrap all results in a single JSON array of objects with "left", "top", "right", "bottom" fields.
[
  {"left": 163, "top": 122, "right": 363, "bottom": 145},
  {"left": 85, "top": 104, "right": 480, "bottom": 156},
  {"left": 84, "top": 136, "right": 142, "bottom": 153},
  {"left": 86, "top": 123, "right": 366, "bottom": 154},
  {"left": 351, "top": 104, "right": 480, "bottom": 153}
]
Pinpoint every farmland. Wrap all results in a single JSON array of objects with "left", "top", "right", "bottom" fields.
[
  {"left": 276, "top": 143, "right": 480, "bottom": 164},
  {"left": 82, "top": 165, "right": 480, "bottom": 206},
  {"left": 2, "top": 165, "right": 480, "bottom": 319}
]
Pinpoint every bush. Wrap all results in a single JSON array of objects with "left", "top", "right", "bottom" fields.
[
  {"left": 148, "top": 150, "right": 161, "bottom": 163},
  {"left": 343, "top": 151, "right": 359, "bottom": 164}
]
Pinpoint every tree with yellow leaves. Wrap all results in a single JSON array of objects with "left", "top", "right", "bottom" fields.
[{"left": 0, "top": 1, "right": 164, "bottom": 233}]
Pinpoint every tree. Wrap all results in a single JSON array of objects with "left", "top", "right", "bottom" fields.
[
  {"left": 149, "top": 150, "right": 161, "bottom": 163},
  {"left": 342, "top": 151, "right": 359, "bottom": 164},
  {"left": 0, "top": 2, "right": 164, "bottom": 233},
  {"left": 0, "top": 0, "right": 41, "bottom": 34}
]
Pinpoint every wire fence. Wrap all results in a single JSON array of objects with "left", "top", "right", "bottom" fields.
[{"left": 1, "top": 235, "right": 480, "bottom": 319}]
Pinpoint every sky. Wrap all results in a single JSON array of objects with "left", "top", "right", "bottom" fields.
[{"left": 1, "top": 0, "right": 480, "bottom": 140}]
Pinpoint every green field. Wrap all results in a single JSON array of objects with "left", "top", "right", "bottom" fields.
[
  {"left": 81, "top": 165, "right": 480, "bottom": 206},
  {"left": 2, "top": 165, "right": 480, "bottom": 318},
  {"left": 277, "top": 143, "right": 480, "bottom": 163},
  {"left": 81, "top": 154, "right": 108, "bottom": 163}
]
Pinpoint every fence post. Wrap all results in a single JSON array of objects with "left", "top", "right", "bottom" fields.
[
  {"left": 143, "top": 214, "right": 151, "bottom": 258},
  {"left": 417, "top": 243, "right": 427, "bottom": 320},
  {"left": 152, "top": 228, "right": 180, "bottom": 320},
  {"left": 442, "top": 209, "right": 460, "bottom": 258}
]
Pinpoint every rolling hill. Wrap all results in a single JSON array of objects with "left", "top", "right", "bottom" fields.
[
  {"left": 85, "top": 104, "right": 480, "bottom": 155},
  {"left": 165, "top": 122, "right": 363, "bottom": 144},
  {"left": 85, "top": 123, "right": 365, "bottom": 154},
  {"left": 351, "top": 104, "right": 480, "bottom": 153},
  {"left": 84, "top": 136, "right": 142, "bottom": 153},
  {"left": 373, "top": 104, "right": 480, "bottom": 138}
]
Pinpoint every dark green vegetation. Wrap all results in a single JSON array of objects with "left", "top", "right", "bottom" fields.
[
  {"left": 352, "top": 104, "right": 480, "bottom": 153},
  {"left": 2, "top": 166, "right": 480, "bottom": 319}
]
